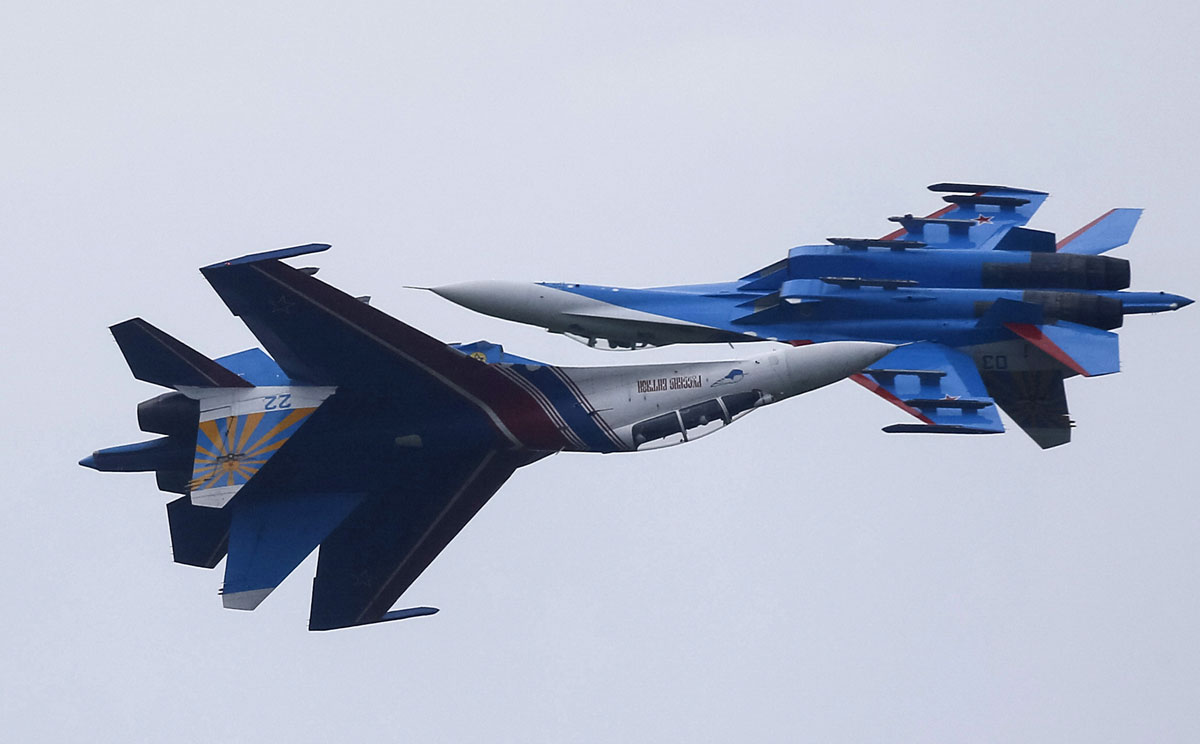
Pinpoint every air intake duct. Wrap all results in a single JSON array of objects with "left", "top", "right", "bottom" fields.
[{"left": 982, "top": 253, "right": 1130, "bottom": 290}]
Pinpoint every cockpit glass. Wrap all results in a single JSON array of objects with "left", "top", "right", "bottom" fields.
[
  {"left": 631, "top": 413, "right": 683, "bottom": 445},
  {"left": 720, "top": 391, "right": 762, "bottom": 418},
  {"left": 680, "top": 400, "right": 726, "bottom": 429}
]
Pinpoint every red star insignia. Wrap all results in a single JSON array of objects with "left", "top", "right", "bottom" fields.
[{"left": 974, "top": 214, "right": 993, "bottom": 224}]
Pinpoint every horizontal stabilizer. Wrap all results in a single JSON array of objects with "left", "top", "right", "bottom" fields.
[
  {"left": 222, "top": 491, "right": 362, "bottom": 610},
  {"left": 166, "top": 497, "right": 230, "bottom": 569},
  {"left": 1005, "top": 321, "right": 1119, "bottom": 377},
  {"left": 820, "top": 276, "right": 919, "bottom": 289},
  {"left": 1056, "top": 209, "right": 1142, "bottom": 254},
  {"left": 827, "top": 238, "right": 926, "bottom": 250},
  {"left": 942, "top": 194, "right": 1031, "bottom": 208},
  {"left": 904, "top": 397, "right": 993, "bottom": 411},
  {"left": 979, "top": 369, "right": 1072, "bottom": 449},
  {"left": 888, "top": 214, "right": 978, "bottom": 234},
  {"left": 111, "top": 318, "right": 252, "bottom": 389}
]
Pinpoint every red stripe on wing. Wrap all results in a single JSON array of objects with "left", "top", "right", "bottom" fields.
[{"left": 850, "top": 373, "right": 936, "bottom": 424}]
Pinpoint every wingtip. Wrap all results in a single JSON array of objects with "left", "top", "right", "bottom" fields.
[
  {"left": 379, "top": 606, "right": 440, "bottom": 622},
  {"left": 201, "top": 244, "right": 332, "bottom": 271}
]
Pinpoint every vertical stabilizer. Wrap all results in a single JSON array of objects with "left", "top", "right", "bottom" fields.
[
  {"left": 1056, "top": 208, "right": 1142, "bottom": 254},
  {"left": 110, "top": 318, "right": 252, "bottom": 388}
]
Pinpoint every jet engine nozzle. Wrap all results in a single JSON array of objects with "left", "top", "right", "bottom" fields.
[
  {"left": 137, "top": 392, "right": 200, "bottom": 436},
  {"left": 982, "top": 254, "right": 1130, "bottom": 290}
]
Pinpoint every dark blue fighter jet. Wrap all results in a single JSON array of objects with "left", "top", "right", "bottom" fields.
[
  {"left": 431, "top": 183, "right": 1192, "bottom": 448},
  {"left": 79, "top": 245, "right": 891, "bottom": 629}
]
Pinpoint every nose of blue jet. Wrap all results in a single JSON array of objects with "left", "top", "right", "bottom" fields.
[{"left": 426, "top": 280, "right": 542, "bottom": 321}]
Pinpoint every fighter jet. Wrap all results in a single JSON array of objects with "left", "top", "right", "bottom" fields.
[
  {"left": 429, "top": 183, "right": 1192, "bottom": 449},
  {"left": 79, "top": 244, "right": 891, "bottom": 630}
]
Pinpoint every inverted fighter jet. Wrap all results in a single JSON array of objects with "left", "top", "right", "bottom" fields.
[
  {"left": 429, "top": 183, "right": 1192, "bottom": 448},
  {"left": 79, "top": 244, "right": 891, "bottom": 630}
]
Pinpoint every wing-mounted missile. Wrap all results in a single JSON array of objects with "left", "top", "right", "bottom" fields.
[{"left": 826, "top": 238, "right": 926, "bottom": 251}]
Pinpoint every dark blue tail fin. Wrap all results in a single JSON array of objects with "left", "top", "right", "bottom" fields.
[{"left": 110, "top": 318, "right": 251, "bottom": 388}]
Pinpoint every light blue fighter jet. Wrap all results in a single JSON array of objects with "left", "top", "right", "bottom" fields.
[
  {"left": 430, "top": 183, "right": 1192, "bottom": 449},
  {"left": 79, "top": 245, "right": 891, "bottom": 630}
]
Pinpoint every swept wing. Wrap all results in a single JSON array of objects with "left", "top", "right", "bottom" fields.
[
  {"left": 195, "top": 245, "right": 570, "bottom": 628},
  {"left": 852, "top": 342, "right": 1005, "bottom": 437},
  {"left": 878, "top": 182, "right": 1051, "bottom": 250}
]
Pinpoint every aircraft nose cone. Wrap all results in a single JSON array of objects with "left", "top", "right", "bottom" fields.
[
  {"left": 834, "top": 341, "right": 897, "bottom": 373},
  {"left": 428, "top": 280, "right": 541, "bottom": 321},
  {"left": 1174, "top": 294, "right": 1194, "bottom": 309},
  {"left": 78, "top": 453, "right": 98, "bottom": 470},
  {"left": 782, "top": 341, "right": 896, "bottom": 394}
]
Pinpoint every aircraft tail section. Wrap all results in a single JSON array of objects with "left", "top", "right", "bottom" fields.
[
  {"left": 186, "top": 386, "right": 335, "bottom": 508},
  {"left": 1056, "top": 208, "right": 1142, "bottom": 254},
  {"left": 110, "top": 318, "right": 252, "bottom": 389}
]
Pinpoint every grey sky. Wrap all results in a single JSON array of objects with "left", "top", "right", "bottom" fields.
[{"left": 3, "top": 2, "right": 1198, "bottom": 742}]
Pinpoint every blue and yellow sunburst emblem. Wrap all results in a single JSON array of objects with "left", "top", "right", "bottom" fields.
[{"left": 188, "top": 408, "right": 317, "bottom": 493}]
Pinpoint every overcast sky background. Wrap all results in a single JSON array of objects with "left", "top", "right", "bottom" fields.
[{"left": 3, "top": 3, "right": 1199, "bottom": 742}]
